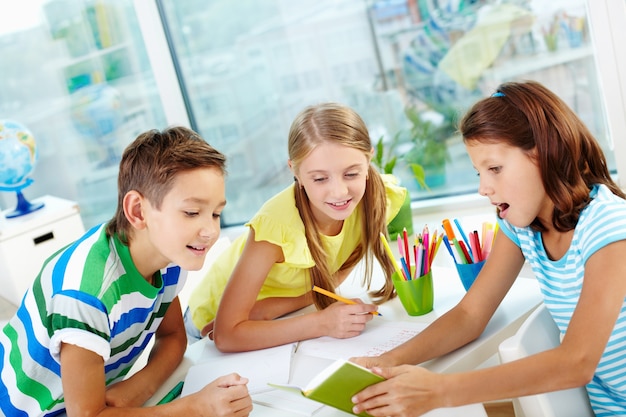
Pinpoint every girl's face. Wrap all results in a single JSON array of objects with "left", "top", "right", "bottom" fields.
[
  {"left": 137, "top": 167, "right": 226, "bottom": 276},
  {"left": 291, "top": 141, "right": 370, "bottom": 234},
  {"left": 466, "top": 141, "right": 552, "bottom": 228}
]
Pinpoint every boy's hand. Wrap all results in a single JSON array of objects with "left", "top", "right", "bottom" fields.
[
  {"left": 319, "top": 300, "right": 376, "bottom": 338},
  {"left": 193, "top": 373, "right": 253, "bottom": 417}
]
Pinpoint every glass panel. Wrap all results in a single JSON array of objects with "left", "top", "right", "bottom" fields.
[
  {"left": 161, "top": 0, "right": 614, "bottom": 227},
  {"left": 160, "top": 0, "right": 408, "bottom": 225},
  {"left": 369, "top": 0, "right": 613, "bottom": 199},
  {"left": 0, "top": 0, "right": 166, "bottom": 228}
]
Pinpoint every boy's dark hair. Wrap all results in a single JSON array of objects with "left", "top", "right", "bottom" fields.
[
  {"left": 460, "top": 80, "right": 624, "bottom": 231},
  {"left": 106, "top": 126, "right": 226, "bottom": 243}
]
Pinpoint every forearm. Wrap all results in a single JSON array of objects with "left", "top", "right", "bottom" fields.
[
  {"left": 214, "top": 310, "right": 326, "bottom": 352},
  {"left": 124, "top": 334, "right": 187, "bottom": 404},
  {"left": 90, "top": 394, "right": 204, "bottom": 417},
  {"left": 442, "top": 348, "right": 592, "bottom": 407},
  {"left": 249, "top": 293, "right": 313, "bottom": 320}
]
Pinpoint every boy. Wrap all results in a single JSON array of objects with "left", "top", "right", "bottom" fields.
[{"left": 0, "top": 127, "right": 252, "bottom": 416}]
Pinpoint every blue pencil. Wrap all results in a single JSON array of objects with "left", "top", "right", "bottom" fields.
[
  {"left": 400, "top": 257, "right": 411, "bottom": 280},
  {"left": 453, "top": 219, "right": 474, "bottom": 262},
  {"left": 443, "top": 235, "right": 457, "bottom": 264}
]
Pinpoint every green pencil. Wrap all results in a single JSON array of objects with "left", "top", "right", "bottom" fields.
[{"left": 157, "top": 380, "right": 184, "bottom": 405}]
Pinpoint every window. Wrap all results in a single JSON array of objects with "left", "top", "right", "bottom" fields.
[
  {"left": 0, "top": 0, "right": 167, "bottom": 227},
  {"left": 154, "top": 0, "right": 622, "bottom": 226},
  {"left": 1, "top": 0, "right": 625, "bottom": 229}
]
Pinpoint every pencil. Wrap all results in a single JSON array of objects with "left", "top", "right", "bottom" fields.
[
  {"left": 312, "top": 285, "right": 382, "bottom": 316},
  {"left": 157, "top": 380, "right": 184, "bottom": 404},
  {"left": 380, "top": 232, "right": 406, "bottom": 279}
]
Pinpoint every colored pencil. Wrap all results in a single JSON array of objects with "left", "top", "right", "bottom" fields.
[{"left": 312, "top": 285, "right": 382, "bottom": 316}]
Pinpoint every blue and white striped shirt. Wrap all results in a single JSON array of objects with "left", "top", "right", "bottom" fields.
[
  {"left": 499, "top": 184, "right": 626, "bottom": 416},
  {"left": 0, "top": 224, "right": 186, "bottom": 416}
]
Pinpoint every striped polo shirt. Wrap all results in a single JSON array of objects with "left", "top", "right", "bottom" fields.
[
  {"left": 0, "top": 224, "right": 186, "bottom": 416},
  {"left": 499, "top": 184, "right": 626, "bottom": 416}
]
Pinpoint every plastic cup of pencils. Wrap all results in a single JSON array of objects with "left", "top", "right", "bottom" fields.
[
  {"left": 455, "top": 259, "right": 486, "bottom": 291},
  {"left": 392, "top": 268, "right": 434, "bottom": 316}
]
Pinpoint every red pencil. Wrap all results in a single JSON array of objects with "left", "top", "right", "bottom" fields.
[{"left": 403, "top": 228, "right": 411, "bottom": 275}]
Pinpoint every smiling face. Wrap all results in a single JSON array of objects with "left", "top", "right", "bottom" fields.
[
  {"left": 132, "top": 167, "right": 226, "bottom": 277},
  {"left": 466, "top": 141, "right": 553, "bottom": 228},
  {"left": 291, "top": 141, "right": 370, "bottom": 234}
]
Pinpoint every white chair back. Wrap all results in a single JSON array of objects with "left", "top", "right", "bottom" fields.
[{"left": 498, "top": 304, "right": 594, "bottom": 417}]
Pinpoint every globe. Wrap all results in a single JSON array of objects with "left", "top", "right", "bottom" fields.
[{"left": 0, "top": 120, "right": 44, "bottom": 218}]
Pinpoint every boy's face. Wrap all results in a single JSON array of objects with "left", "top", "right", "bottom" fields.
[{"left": 137, "top": 167, "right": 226, "bottom": 275}]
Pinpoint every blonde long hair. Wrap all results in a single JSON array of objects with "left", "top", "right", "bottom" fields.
[{"left": 288, "top": 102, "right": 396, "bottom": 309}]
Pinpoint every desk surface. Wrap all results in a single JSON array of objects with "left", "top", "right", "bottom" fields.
[{"left": 146, "top": 265, "right": 543, "bottom": 416}]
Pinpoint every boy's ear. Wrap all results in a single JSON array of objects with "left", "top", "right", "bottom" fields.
[{"left": 123, "top": 190, "right": 147, "bottom": 230}]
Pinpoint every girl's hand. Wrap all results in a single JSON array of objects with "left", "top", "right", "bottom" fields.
[
  {"left": 193, "top": 373, "right": 253, "bottom": 417},
  {"left": 351, "top": 365, "right": 446, "bottom": 417},
  {"left": 350, "top": 354, "right": 397, "bottom": 369},
  {"left": 319, "top": 300, "right": 377, "bottom": 338}
]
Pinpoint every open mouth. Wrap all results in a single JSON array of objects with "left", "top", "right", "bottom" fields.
[{"left": 496, "top": 203, "right": 509, "bottom": 217}]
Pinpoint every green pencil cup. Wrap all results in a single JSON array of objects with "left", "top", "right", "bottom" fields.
[
  {"left": 392, "top": 269, "right": 434, "bottom": 316},
  {"left": 455, "top": 260, "right": 486, "bottom": 291}
]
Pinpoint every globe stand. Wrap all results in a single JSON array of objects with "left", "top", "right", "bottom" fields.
[{"left": 0, "top": 179, "right": 45, "bottom": 219}]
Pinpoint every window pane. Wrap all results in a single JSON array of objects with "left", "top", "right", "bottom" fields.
[
  {"left": 161, "top": 0, "right": 614, "bottom": 227},
  {"left": 370, "top": 0, "right": 614, "bottom": 199},
  {"left": 0, "top": 0, "right": 166, "bottom": 228}
]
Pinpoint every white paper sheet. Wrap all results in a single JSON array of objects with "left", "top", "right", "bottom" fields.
[
  {"left": 181, "top": 342, "right": 295, "bottom": 396},
  {"left": 296, "top": 319, "right": 428, "bottom": 360}
]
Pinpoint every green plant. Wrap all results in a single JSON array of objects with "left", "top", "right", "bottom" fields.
[
  {"left": 402, "top": 106, "right": 454, "bottom": 170},
  {"left": 373, "top": 134, "right": 426, "bottom": 189},
  {"left": 373, "top": 134, "right": 398, "bottom": 175}
]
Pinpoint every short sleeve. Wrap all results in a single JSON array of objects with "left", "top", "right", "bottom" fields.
[
  {"left": 244, "top": 185, "right": 315, "bottom": 268},
  {"left": 247, "top": 214, "right": 314, "bottom": 268},
  {"left": 48, "top": 290, "right": 111, "bottom": 361},
  {"left": 577, "top": 189, "right": 626, "bottom": 263}
]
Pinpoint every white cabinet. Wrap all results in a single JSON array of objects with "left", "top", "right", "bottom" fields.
[{"left": 0, "top": 196, "right": 85, "bottom": 306}]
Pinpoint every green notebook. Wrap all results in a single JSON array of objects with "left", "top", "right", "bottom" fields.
[{"left": 268, "top": 359, "right": 385, "bottom": 417}]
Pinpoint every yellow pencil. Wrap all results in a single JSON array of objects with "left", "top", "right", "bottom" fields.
[
  {"left": 312, "top": 285, "right": 382, "bottom": 316},
  {"left": 379, "top": 232, "right": 405, "bottom": 279}
]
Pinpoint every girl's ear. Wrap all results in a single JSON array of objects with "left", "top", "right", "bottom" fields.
[
  {"left": 123, "top": 190, "right": 147, "bottom": 230},
  {"left": 288, "top": 159, "right": 301, "bottom": 185}
]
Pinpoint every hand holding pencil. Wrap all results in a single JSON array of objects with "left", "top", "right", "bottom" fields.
[{"left": 313, "top": 285, "right": 382, "bottom": 316}]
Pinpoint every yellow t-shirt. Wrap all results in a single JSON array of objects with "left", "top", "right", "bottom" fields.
[{"left": 188, "top": 174, "right": 407, "bottom": 330}]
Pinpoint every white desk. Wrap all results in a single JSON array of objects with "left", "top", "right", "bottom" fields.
[{"left": 145, "top": 265, "right": 543, "bottom": 416}]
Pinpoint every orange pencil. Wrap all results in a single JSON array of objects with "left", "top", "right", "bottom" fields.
[
  {"left": 442, "top": 219, "right": 468, "bottom": 264},
  {"left": 312, "top": 285, "right": 382, "bottom": 316}
]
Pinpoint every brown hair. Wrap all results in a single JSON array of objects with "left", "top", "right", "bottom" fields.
[
  {"left": 106, "top": 126, "right": 226, "bottom": 243},
  {"left": 288, "top": 102, "right": 396, "bottom": 308},
  {"left": 460, "top": 80, "right": 624, "bottom": 231}
]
